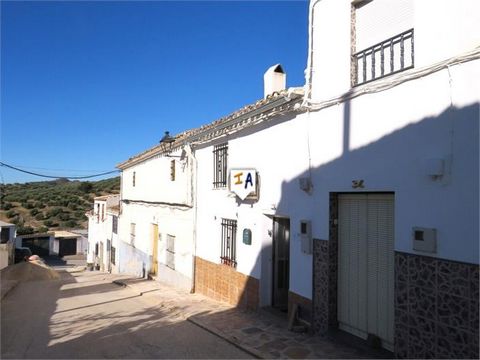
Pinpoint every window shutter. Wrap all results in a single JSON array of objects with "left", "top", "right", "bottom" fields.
[{"left": 355, "top": 0, "right": 414, "bottom": 51}]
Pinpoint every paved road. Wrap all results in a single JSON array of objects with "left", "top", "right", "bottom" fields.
[{"left": 1, "top": 267, "right": 252, "bottom": 359}]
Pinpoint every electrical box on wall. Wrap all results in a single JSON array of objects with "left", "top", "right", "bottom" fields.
[
  {"left": 412, "top": 227, "right": 437, "bottom": 253},
  {"left": 300, "top": 220, "right": 312, "bottom": 254}
]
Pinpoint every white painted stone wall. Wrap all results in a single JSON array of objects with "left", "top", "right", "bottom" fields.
[
  {"left": 118, "top": 147, "right": 195, "bottom": 287},
  {"left": 87, "top": 199, "right": 118, "bottom": 271},
  {"left": 196, "top": 49, "right": 479, "bottom": 306}
]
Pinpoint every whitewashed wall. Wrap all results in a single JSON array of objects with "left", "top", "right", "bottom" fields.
[
  {"left": 308, "top": 0, "right": 480, "bottom": 103},
  {"left": 195, "top": 60, "right": 479, "bottom": 302},
  {"left": 118, "top": 148, "right": 195, "bottom": 286},
  {"left": 121, "top": 148, "right": 193, "bottom": 206}
]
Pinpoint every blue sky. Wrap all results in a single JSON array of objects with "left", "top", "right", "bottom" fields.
[{"left": 1, "top": 0, "right": 308, "bottom": 184}]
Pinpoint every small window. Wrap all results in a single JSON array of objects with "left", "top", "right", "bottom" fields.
[
  {"left": 112, "top": 216, "right": 118, "bottom": 234},
  {"left": 133, "top": 171, "right": 136, "bottom": 187},
  {"left": 352, "top": 0, "right": 414, "bottom": 85},
  {"left": 95, "top": 243, "right": 98, "bottom": 256},
  {"left": 1, "top": 228, "right": 10, "bottom": 243},
  {"left": 170, "top": 160, "right": 176, "bottom": 181},
  {"left": 221, "top": 218, "right": 237, "bottom": 267},
  {"left": 111, "top": 246, "right": 116, "bottom": 265},
  {"left": 96, "top": 204, "right": 100, "bottom": 223},
  {"left": 213, "top": 143, "right": 228, "bottom": 188},
  {"left": 130, "top": 223, "right": 136, "bottom": 245},
  {"left": 101, "top": 204, "right": 105, "bottom": 222},
  {"left": 166, "top": 234, "right": 175, "bottom": 270}
]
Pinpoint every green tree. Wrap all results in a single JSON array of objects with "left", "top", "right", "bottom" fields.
[
  {"left": 63, "top": 220, "right": 78, "bottom": 228},
  {"left": 6, "top": 210, "right": 17, "bottom": 218},
  {"left": 36, "top": 226, "right": 49, "bottom": 233},
  {"left": 1, "top": 202, "right": 13, "bottom": 210},
  {"left": 35, "top": 213, "right": 45, "bottom": 221},
  {"left": 78, "top": 182, "right": 93, "bottom": 193},
  {"left": 17, "top": 226, "right": 34, "bottom": 236}
]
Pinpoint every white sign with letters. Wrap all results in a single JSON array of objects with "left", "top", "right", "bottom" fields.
[{"left": 229, "top": 169, "right": 257, "bottom": 200}]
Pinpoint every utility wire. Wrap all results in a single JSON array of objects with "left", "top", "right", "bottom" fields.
[
  {"left": 0, "top": 162, "right": 119, "bottom": 180},
  {"left": 3, "top": 163, "right": 115, "bottom": 173}
]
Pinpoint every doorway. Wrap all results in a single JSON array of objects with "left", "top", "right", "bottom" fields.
[
  {"left": 151, "top": 224, "right": 159, "bottom": 276},
  {"left": 337, "top": 193, "right": 394, "bottom": 351},
  {"left": 99, "top": 242, "right": 104, "bottom": 271},
  {"left": 59, "top": 238, "right": 77, "bottom": 257},
  {"left": 272, "top": 217, "right": 290, "bottom": 310}
]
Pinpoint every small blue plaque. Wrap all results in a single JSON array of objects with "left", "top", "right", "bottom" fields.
[{"left": 243, "top": 229, "right": 252, "bottom": 245}]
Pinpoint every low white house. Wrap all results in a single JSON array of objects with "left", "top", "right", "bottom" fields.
[
  {"left": 0, "top": 221, "right": 16, "bottom": 269},
  {"left": 87, "top": 195, "right": 120, "bottom": 272},
  {"left": 52, "top": 231, "right": 87, "bottom": 257},
  {"left": 15, "top": 233, "right": 53, "bottom": 257},
  {"left": 15, "top": 230, "right": 85, "bottom": 257},
  {"left": 117, "top": 137, "right": 196, "bottom": 288}
]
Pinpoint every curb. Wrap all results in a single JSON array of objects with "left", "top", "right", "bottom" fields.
[{"left": 187, "top": 316, "right": 264, "bottom": 359}]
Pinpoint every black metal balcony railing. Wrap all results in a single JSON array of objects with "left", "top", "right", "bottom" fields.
[{"left": 353, "top": 28, "right": 414, "bottom": 86}]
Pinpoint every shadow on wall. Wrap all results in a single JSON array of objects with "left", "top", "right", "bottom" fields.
[
  {"left": 117, "top": 241, "right": 151, "bottom": 278},
  {"left": 273, "top": 102, "right": 479, "bottom": 358},
  {"left": 276, "top": 102, "right": 479, "bottom": 243}
]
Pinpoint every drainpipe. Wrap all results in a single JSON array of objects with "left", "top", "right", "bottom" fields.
[
  {"left": 303, "top": 0, "right": 323, "bottom": 107},
  {"left": 189, "top": 144, "right": 198, "bottom": 293}
]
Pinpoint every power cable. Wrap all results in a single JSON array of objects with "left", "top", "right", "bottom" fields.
[
  {"left": 0, "top": 162, "right": 119, "bottom": 180},
  {"left": 3, "top": 163, "right": 115, "bottom": 173}
]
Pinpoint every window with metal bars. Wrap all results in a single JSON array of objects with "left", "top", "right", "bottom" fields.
[
  {"left": 220, "top": 218, "right": 237, "bottom": 267},
  {"left": 111, "top": 246, "right": 116, "bottom": 265},
  {"left": 213, "top": 143, "right": 228, "bottom": 188},
  {"left": 112, "top": 216, "right": 118, "bottom": 234}
]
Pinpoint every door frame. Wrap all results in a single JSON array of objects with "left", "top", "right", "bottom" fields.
[
  {"left": 151, "top": 223, "right": 159, "bottom": 275},
  {"left": 272, "top": 216, "right": 290, "bottom": 310},
  {"left": 336, "top": 192, "right": 395, "bottom": 350}
]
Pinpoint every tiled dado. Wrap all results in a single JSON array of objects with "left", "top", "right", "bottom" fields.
[
  {"left": 395, "top": 252, "right": 479, "bottom": 359},
  {"left": 288, "top": 291, "right": 313, "bottom": 326},
  {"left": 312, "top": 193, "right": 340, "bottom": 335},
  {"left": 194, "top": 256, "right": 259, "bottom": 310}
]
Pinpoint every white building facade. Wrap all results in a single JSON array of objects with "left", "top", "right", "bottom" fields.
[
  {"left": 301, "top": 0, "right": 479, "bottom": 357},
  {"left": 87, "top": 195, "right": 120, "bottom": 272},
  {"left": 0, "top": 221, "right": 16, "bottom": 269},
  {"left": 113, "top": 1, "right": 478, "bottom": 358},
  {"left": 117, "top": 143, "right": 195, "bottom": 289}
]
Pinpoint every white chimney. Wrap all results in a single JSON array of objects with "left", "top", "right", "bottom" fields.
[{"left": 264, "top": 64, "right": 286, "bottom": 98}]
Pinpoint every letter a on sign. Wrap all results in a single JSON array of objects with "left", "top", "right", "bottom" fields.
[{"left": 229, "top": 169, "right": 256, "bottom": 200}]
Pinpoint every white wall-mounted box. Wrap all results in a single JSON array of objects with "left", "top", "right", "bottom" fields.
[{"left": 412, "top": 227, "right": 437, "bottom": 253}]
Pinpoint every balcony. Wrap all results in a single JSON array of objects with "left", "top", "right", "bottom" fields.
[{"left": 353, "top": 29, "right": 414, "bottom": 86}]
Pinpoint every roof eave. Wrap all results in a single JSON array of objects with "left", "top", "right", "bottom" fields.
[{"left": 117, "top": 90, "right": 304, "bottom": 170}]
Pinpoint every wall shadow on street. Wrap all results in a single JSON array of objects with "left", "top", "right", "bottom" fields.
[{"left": 0, "top": 268, "right": 252, "bottom": 359}]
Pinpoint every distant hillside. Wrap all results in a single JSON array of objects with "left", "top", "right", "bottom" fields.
[{"left": 0, "top": 177, "right": 120, "bottom": 235}]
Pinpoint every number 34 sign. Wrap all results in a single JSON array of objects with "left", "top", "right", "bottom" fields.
[{"left": 229, "top": 169, "right": 257, "bottom": 200}]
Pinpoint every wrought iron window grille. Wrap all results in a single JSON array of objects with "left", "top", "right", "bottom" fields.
[
  {"left": 213, "top": 143, "right": 228, "bottom": 188},
  {"left": 221, "top": 218, "right": 237, "bottom": 267},
  {"left": 353, "top": 28, "right": 414, "bottom": 86}
]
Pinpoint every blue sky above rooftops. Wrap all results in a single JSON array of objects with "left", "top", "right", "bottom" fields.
[{"left": 0, "top": 0, "right": 308, "bottom": 183}]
